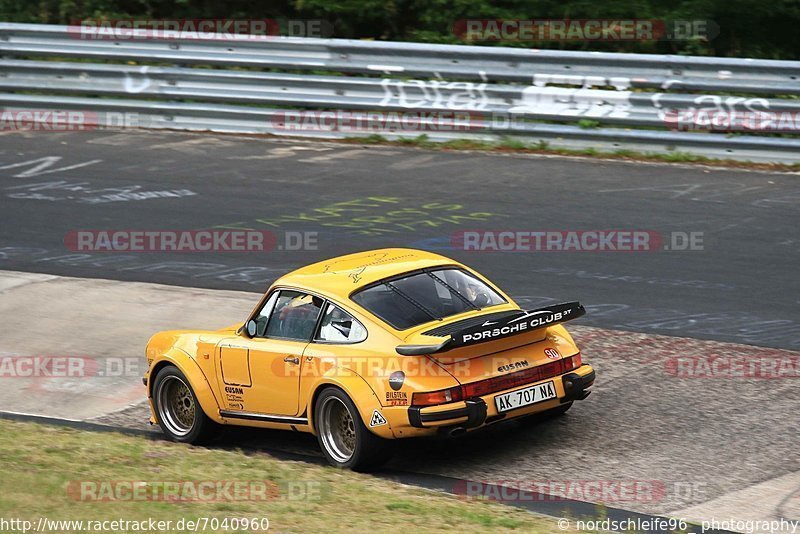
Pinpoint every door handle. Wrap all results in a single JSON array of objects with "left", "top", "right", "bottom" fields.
[{"left": 284, "top": 356, "right": 300, "bottom": 365}]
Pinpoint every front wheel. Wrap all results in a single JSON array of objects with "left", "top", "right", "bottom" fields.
[
  {"left": 314, "top": 387, "right": 391, "bottom": 471},
  {"left": 152, "top": 365, "right": 218, "bottom": 444}
]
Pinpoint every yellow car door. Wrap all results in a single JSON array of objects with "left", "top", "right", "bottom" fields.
[{"left": 216, "top": 289, "right": 323, "bottom": 416}]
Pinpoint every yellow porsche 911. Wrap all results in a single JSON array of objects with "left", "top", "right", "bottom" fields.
[{"left": 144, "top": 248, "right": 595, "bottom": 470}]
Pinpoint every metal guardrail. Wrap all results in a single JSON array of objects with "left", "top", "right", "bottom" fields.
[
  {"left": 4, "top": 59, "right": 800, "bottom": 130},
  {"left": 2, "top": 23, "right": 800, "bottom": 163}
]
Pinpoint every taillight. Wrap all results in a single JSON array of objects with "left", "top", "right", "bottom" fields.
[
  {"left": 460, "top": 381, "right": 486, "bottom": 398},
  {"left": 411, "top": 387, "right": 463, "bottom": 406},
  {"left": 412, "top": 353, "right": 584, "bottom": 406}
]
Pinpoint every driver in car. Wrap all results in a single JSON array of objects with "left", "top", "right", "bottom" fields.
[{"left": 464, "top": 282, "right": 490, "bottom": 307}]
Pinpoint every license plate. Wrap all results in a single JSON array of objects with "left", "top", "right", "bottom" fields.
[{"left": 494, "top": 381, "right": 557, "bottom": 412}]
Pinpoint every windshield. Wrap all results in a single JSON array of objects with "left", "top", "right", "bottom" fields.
[{"left": 351, "top": 268, "right": 506, "bottom": 330}]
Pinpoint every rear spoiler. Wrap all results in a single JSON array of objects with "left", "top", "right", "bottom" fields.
[{"left": 395, "top": 301, "right": 585, "bottom": 356}]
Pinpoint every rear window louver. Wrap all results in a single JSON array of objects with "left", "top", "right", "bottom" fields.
[{"left": 422, "top": 310, "right": 522, "bottom": 337}]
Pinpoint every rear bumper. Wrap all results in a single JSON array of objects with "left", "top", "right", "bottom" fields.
[
  {"left": 561, "top": 368, "right": 596, "bottom": 403},
  {"left": 406, "top": 364, "right": 595, "bottom": 429},
  {"left": 408, "top": 398, "right": 488, "bottom": 428}
]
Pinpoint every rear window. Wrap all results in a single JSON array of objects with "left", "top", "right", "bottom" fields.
[{"left": 351, "top": 268, "right": 505, "bottom": 330}]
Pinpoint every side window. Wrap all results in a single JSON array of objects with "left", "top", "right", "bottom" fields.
[
  {"left": 251, "top": 291, "right": 279, "bottom": 338},
  {"left": 264, "top": 290, "right": 323, "bottom": 341},
  {"left": 316, "top": 303, "right": 367, "bottom": 343}
]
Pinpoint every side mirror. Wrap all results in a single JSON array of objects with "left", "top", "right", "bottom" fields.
[{"left": 244, "top": 319, "right": 257, "bottom": 338}]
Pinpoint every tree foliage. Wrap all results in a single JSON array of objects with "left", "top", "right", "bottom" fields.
[{"left": 1, "top": 0, "right": 797, "bottom": 58}]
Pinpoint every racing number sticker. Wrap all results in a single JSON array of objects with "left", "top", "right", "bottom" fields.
[{"left": 544, "top": 348, "right": 561, "bottom": 360}]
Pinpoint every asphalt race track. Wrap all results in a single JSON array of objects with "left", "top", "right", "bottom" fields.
[
  {"left": 1, "top": 130, "right": 798, "bottom": 350},
  {"left": 1, "top": 129, "right": 799, "bottom": 531}
]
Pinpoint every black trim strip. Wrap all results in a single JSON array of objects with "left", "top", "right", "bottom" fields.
[
  {"left": 421, "top": 406, "right": 472, "bottom": 422},
  {"left": 219, "top": 410, "right": 308, "bottom": 425},
  {"left": 408, "top": 398, "right": 488, "bottom": 428}
]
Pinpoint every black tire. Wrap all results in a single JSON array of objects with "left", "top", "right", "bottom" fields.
[
  {"left": 314, "top": 387, "right": 391, "bottom": 471},
  {"left": 152, "top": 365, "right": 219, "bottom": 444}
]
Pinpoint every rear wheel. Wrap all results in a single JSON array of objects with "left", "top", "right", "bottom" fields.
[
  {"left": 152, "top": 365, "right": 218, "bottom": 444},
  {"left": 314, "top": 387, "right": 390, "bottom": 471}
]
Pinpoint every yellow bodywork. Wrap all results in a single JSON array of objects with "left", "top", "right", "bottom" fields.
[{"left": 145, "top": 248, "right": 595, "bottom": 439}]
